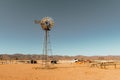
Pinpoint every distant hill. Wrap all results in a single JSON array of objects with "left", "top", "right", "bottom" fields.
[{"left": 0, "top": 54, "right": 120, "bottom": 60}]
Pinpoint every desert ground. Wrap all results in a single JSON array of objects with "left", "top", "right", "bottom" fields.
[{"left": 0, "top": 60, "right": 120, "bottom": 80}]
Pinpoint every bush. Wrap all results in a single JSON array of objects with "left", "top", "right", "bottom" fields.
[
  {"left": 51, "top": 60, "right": 57, "bottom": 64},
  {"left": 31, "top": 60, "right": 37, "bottom": 64}
]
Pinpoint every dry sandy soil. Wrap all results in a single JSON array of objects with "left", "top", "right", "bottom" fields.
[{"left": 0, "top": 61, "right": 120, "bottom": 80}]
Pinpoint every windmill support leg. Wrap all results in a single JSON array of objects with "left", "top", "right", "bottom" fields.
[{"left": 45, "top": 30, "right": 48, "bottom": 67}]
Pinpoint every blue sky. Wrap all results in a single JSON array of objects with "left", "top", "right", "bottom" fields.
[{"left": 0, "top": 0, "right": 120, "bottom": 56}]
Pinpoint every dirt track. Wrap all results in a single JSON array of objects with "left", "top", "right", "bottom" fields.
[{"left": 0, "top": 63, "right": 120, "bottom": 80}]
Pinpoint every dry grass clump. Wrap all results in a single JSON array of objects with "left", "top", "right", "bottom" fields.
[{"left": 33, "top": 65, "right": 57, "bottom": 69}]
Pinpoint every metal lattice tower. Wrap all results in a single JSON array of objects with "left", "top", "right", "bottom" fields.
[{"left": 35, "top": 17, "right": 54, "bottom": 68}]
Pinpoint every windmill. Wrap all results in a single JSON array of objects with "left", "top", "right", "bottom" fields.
[{"left": 35, "top": 17, "right": 54, "bottom": 68}]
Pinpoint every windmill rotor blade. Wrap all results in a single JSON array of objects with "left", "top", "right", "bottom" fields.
[{"left": 34, "top": 20, "right": 41, "bottom": 24}]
